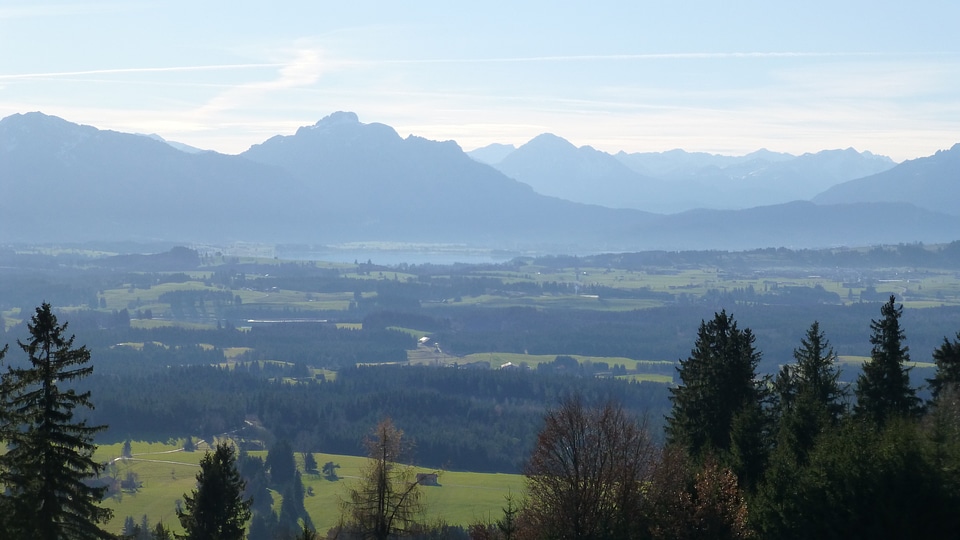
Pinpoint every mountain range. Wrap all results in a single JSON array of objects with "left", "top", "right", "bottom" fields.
[
  {"left": 471, "top": 136, "right": 897, "bottom": 213},
  {"left": 1, "top": 111, "right": 958, "bottom": 253}
]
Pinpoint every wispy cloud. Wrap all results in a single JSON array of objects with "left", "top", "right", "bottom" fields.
[
  {"left": 347, "top": 51, "right": 885, "bottom": 66},
  {"left": 192, "top": 48, "right": 332, "bottom": 117},
  {"left": 0, "top": 64, "right": 284, "bottom": 81},
  {"left": 0, "top": 2, "right": 134, "bottom": 19}
]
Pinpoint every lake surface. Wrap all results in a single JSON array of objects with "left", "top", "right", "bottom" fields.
[{"left": 276, "top": 246, "right": 522, "bottom": 266}]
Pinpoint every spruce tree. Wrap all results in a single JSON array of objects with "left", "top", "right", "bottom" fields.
[
  {"left": 754, "top": 322, "right": 846, "bottom": 538},
  {"left": 855, "top": 295, "right": 921, "bottom": 425},
  {"left": 929, "top": 332, "right": 960, "bottom": 402},
  {"left": 0, "top": 303, "right": 113, "bottom": 540},
  {"left": 177, "top": 442, "right": 252, "bottom": 540},
  {"left": 666, "top": 311, "right": 766, "bottom": 466},
  {"left": 775, "top": 321, "right": 846, "bottom": 461}
]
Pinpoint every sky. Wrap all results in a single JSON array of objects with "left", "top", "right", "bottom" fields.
[{"left": 1, "top": 1, "right": 959, "bottom": 161}]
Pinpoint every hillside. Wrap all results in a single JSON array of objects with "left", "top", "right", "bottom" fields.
[
  {"left": 493, "top": 133, "right": 657, "bottom": 209},
  {"left": 239, "top": 112, "right": 655, "bottom": 247},
  {"left": 813, "top": 143, "right": 960, "bottom": 216},
  {"left": 0, "top": 112, "right": 304, "bottom": 243}
]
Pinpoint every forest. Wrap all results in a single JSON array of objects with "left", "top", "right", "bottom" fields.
[{"left": 3, "top": 242, "right": 960, "bottom": 538}]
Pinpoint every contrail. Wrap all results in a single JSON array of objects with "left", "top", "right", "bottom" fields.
[
  {"left": 357, "top": 51, "right": 881, "bottom": 65},
  {"left": 0, "top": 64, "right": 284, "bottom": 81}
]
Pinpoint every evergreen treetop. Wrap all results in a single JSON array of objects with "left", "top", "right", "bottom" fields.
[
  {"left": 0, "top": 303, "right": 113, "bottom": 540},
  {"left": 855, "top": 295, "right": 922, "bottom": 425},
  {"left": 929, "top": 332, "right": 960, "bottom": 402},
  {"left": 177, "top": 442, "right": 252, "bottom": 540},
  {"left": 666, "top": 310, "right": 765, "bottom": 460}
]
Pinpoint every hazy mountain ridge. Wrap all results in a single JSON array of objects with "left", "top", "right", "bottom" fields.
[
  {"left": 464, "top": 143, "right": 516, "bottom": 165},
  {"left": 1, "top": 111, "right": 957, "bottom": 251},
  {"left": 813, "top": 143, "right": 960, "bottom": 216},
  {"left": 0, "top": 112, "right": 306, "bottom": 242},
  {"left": 476, "top": 134, "right": 897, "bottom": 213},
  {"left": 144, "top": 133, "right": 207, "bottom": 154},
  {"left": 492, "top": 133, "right": 658, "bottom": 210}
]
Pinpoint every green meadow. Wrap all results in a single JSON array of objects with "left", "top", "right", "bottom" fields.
[{"left": 95, "top": 441, "right": 524, "bottom": 536}]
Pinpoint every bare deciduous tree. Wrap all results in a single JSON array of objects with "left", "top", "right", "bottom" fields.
[
  {"left": 523, "top": 395, "right": 655, "bottom": 540},
  {"left": 342, "top": 418, "right": 426, "bottom": 540}
]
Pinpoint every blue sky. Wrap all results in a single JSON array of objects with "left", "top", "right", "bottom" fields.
[{"left": 1, "top": 1, "right": 958, "bottom": 161}]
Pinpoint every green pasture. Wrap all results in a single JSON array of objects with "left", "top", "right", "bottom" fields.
[
  {"left": 130, "top": 319, "right": 217, "bottom": 330},
  {"left": 100, "top": 281, "right": 217, "bottom": 312},
  {"left": 455, "top": 352, "right": 674, "bottom": 376},
  {"left": 94, "top": 441, "right": 523, "bottom": 536},
  {"left": 616, "top": 373, "right": 674, "bottom": 383},
  {"left": 95, "top": 440, "right": 212, "bottom": 536},
  {"left": 838, "top": 355, "right": 936, "bottom": 369},
  {"left": 336, "top": 323, "right": 363, "bottom": 330},
  {"left": 240, "top": 290, "right": 353, "bottom": 312},
  {"left": 387, "top": 326, "right": 430, "bottom": 339},
  {"left": 78, "top": 261, "right": 960, "bottom": 325},
  {"left": 426, "top": 293, "right": 662, "bottom": 311},
  {"left": 223, "top": 347, "right": 254, "bottom": 359},
  {"left": 299, "top": 454, "right": 524, "bottom": 533}
]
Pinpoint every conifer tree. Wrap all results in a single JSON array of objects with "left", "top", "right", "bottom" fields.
[
  {"left": 177, "top": 442, "right": 252, "bottom": 540},
  {"left": 775, "top": 321, "right": 846, "bottom": 461},
  {"left": 754, "top": 322, "right": 846, "bottom": 538},
  {"left": 855, "top": 295, "right": 921, "bottom": 425},
  {"left": 929, "top": 332, "right": 960, "bottom": 402},
  {"left": 0, "top": 303, "right": 113, "bottom": 540},
  {"left": 666, "top": 311, "right": 767, "bottom": 469}
]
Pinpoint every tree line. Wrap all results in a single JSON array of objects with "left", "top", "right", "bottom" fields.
[
  {"left": 472, "top": 294, "right": 960, "bottom": 539},
  {"left": 82, "top": 362, "right": 670, "bottom": 473}
]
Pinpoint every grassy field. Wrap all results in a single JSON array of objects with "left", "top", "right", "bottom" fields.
[
  {"left": 94, "top": 440, "right": 524, "bottom": 536},
  {"left": 96, "top": 440, "right": 209, "bottom": 536},
  {"left": 86, "top": 257, "right": 960, "bottom": 324},
  {"left": 403, "top": 349, "right": 675, "bottom": 382}
]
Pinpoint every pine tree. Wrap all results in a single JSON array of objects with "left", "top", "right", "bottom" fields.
[
  {"left": 302, "top": 451, "right": 318, "bottom": 473},
  {"left": 855, "top": 295, "right": 921, "bottom": 425},
  {"left": 495, "top": 492, "right": 520, "bottom": 540},
  {"left": 152, "top": 521, "right": 175, "bottom": 540},
  {"left": 0, "top": 303, "right": 113, "bottom": 540},
  {"left": 177, "top": 442, "right": 252, "bottom": 540},
  {"left": 666, "top": 311, "right": 767, "bottom": 468},
  {"left": 754, "top": 322, "right": 847, "bottom": 538},
  {"left": 775, "top": 321, "right": 847, "bottom": 461},
  {"left": 929, "top": 332, "right": 960, "bottom": 402}
]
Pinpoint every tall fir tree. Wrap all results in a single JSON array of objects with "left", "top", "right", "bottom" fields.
[
  {"left": 754, "top": 321, "right": 847, "bottom": 538},
  {"left": 855, "top": 295, "right": 921, "bottom": 425},
  {"left": 929, "top": 332, "right": 960, "bottom": 402},
  {"left": 666, "top": 311, "right": 769, "bottom": 487},
  {"left": 177, "top": 442, "right": 252, "bottom": 540},
  {"left": 775, "top": 321, "right": 847, "bottom": 461},
  {"left": 0, "top": 303, "right": 113, "bottom": 540}
]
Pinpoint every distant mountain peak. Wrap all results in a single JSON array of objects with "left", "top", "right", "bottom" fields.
[
  {"left": 312, "top": 111, "right": 360, "bottom": 127},
  {"left": 0, "top": 111, "right": 99, "bottom": 155},
  {"left": 1, "top": 111, "right": 90, "bottom": 132},
  {"left": 523, "top": 133, "right": 578, "bottom": 152},
  {"left": 467, "top": 143, "right": 517, "bottom": 165}
]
